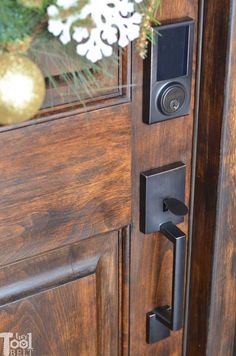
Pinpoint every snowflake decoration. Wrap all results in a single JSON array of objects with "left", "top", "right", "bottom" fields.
[{"left": 47, "top": 0, "right": 143, "bottom": 63}]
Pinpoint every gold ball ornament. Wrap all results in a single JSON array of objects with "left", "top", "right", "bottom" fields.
[{"left": 0, "top": 54, "right": 45, "bottom": 125}]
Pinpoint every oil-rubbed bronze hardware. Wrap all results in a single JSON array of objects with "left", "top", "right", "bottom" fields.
[
  {"left": 142, "top": 19, "right": 194, "bottom": 124},
  {"left": 163, "top": 197, "right": 188, "bottom": 216},
  {"left": 140, "top": 162, "right": 188, "bottom": 343},
  {"left": 147, "top": 222, "right": 186, "bottom": 343},
  {"left": 140, "top": 162, "right": 187, "bottom": 234}
]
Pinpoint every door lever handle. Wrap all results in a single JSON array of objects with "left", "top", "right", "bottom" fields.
[
  {"left": 140, "top": 163, "right": 188, "bottom": 343},
  {"left": 158, "top": 222, "right": 186, "bottom": 330},
  {"left": 163, "top": 197, "right": 188, "bottom": 217},
  {"left": 147, "top": 221, "right": 186, "bottom": 343}
]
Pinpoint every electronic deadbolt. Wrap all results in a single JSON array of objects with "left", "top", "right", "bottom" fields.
[{"left": 143, "top": 18, "right": 194, "bottom": 124}]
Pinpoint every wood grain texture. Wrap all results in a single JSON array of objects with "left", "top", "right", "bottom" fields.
[
  {"left": 0, "top": 105, "right": 131, "bottom": 265},
  {"left": 0, "top": 276, "right": 98, "bottom": 356},
  {"left": 130, "top": 1, "right": 199, "bottom": 355},
  {"left": 0, "top": 231, "right": 119, "bottom": 356},
  {"left": 187, "top": 1, "right": 236, "bottom": 355}
]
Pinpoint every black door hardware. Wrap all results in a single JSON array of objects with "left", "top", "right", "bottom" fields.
[
  {"left": 143, "top": 18, "right": 194, "bottom": 124},
  {"left": 140, "top": 162, "right": 187, "bottom": 234},
  {"left": 140, "top": 162, "right": 188, "bottom": 343},
  {"left": 163, "top": 197, "right": 188, "bottom": 216},
  {"left": 147, "top": 222, "right": 186, "bottom": 343}
]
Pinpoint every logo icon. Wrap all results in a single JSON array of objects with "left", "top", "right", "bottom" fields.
[{"left": 0, "top": 332, "right": 34, "bottom": 356}]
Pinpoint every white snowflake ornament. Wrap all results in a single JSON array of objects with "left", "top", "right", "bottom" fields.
[
  {"left": 47, "top": 3, "right": 81, "bottom": 45},
  {"left": 47, "top": 0, "right": 143, "bottom": 63}
]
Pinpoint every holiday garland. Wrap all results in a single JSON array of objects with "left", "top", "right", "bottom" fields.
[{"left": 0, "top": 0, "right": 161, "bottom": 125}]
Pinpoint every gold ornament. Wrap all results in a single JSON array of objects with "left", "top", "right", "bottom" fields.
[{"left": 0, "top": 54, "right": 45, "bottom": 125}]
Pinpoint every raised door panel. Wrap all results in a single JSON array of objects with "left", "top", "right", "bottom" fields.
[{"left": 0, "top": 232, "right": 120, "bottom": 356}]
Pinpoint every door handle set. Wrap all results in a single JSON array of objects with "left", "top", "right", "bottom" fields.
[
  {"left": 140, "top": 162, "right": 188, "bottom": 343},
  {"left": 140, "top": 15, "right": 194, "bottom": 344}
]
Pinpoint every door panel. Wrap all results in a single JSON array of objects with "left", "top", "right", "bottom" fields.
[
  {"left": 0, "top": 104, "right": 131, "bottom": 265},
  {"left": 0, "top": 232, "right": 120, "bottom": 356}
]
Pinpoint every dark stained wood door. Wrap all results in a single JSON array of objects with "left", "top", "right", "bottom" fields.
[
  {"left": 0, "top": 0, "right": 216, "bottom": 355},
  {"left": 0, "top": 48, "right": 132, "bottom": 356}
]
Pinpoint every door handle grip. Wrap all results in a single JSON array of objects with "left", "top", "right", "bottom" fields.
[{"left": 156, "top": 222, "right": 186, "bottom": 331}]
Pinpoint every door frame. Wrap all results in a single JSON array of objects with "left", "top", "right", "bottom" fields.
[{"left": 185, "top": 0, "right": 236, "bottom": 354}]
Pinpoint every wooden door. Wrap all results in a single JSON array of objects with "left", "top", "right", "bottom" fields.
[
  {"left": 0, "top": 1, "right": 206, "bottom": 356},
  {"left": 0, "top": 48, "right": 132, "bottom": 356}
]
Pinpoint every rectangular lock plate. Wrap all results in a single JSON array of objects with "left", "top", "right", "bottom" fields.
[
  {"left": 140, "top": 162, "right": 186, "bottom": 234},
  {"left": 143, "top": 18, "right": 194, "bottom": 124}
]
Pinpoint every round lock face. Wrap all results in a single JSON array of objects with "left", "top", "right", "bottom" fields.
[{"left": 158, "top": 84, "right": 186, "bottom": 115}]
